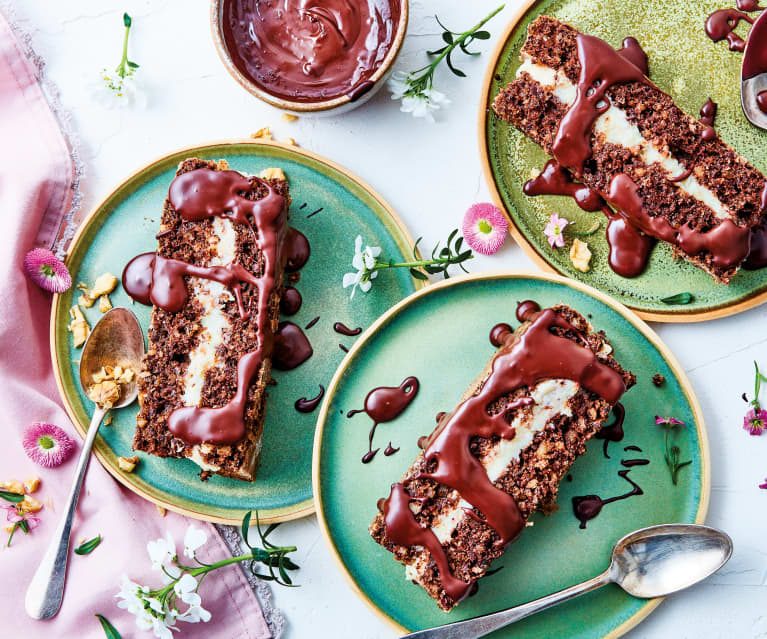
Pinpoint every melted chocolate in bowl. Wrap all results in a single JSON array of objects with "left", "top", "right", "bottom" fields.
[{"left": 221, "top": 0, "right": 401, "bottom": 103}]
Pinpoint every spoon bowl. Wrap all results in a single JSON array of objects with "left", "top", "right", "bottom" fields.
[
  {"left": 610, "top": 524, "right": 732, "bottom": 598},
  {"left": 740, "top": 10, "right": 767, "bottom": 130},
  {"left": 26, "top": 307, "right": 144, "bottom": 620}
]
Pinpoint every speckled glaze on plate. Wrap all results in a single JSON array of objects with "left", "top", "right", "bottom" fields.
[
  {"left": 480, "top": 0, "right": 767, "bottom": 322},
  {"left": 314, "top": 272, "right": 708, "bottom": 638},
  {"left": 51, "top": 139, "right": 424, "bottom": 524}
]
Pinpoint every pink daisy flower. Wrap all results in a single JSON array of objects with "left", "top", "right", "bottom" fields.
[
  {"left": 461, "top": 203, "right": 508, "bottom": 255},
  {"left": 743, "top": 408, "right": 767, "bottom": 436},
  {"left": 23, "top": 248, "right": 72, "bottom": 293},
  {"left": 22, "top": 422, "right": 75, "bottom": 468},
  {"left": 543, "top": 213, "right": 570, "bottom": 249},
  {"left": 655, "top": 416, "right": 686, "bottom": 428}
]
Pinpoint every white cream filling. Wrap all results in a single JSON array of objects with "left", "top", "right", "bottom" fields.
[
  {"left": 403, "top": 379, "right": 580, "bottom": 583},
  {"left": 517, "top": 54, "right": 732, "bottom": 220}
]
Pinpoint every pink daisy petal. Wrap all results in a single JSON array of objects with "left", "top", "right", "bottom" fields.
[
  {"left": 462, "top": 203, "right": 508, "bottom": 256},
  {"left": 23, "top": 248, "right": 72, "bottom": 293},
  {"left": 5, "top": 507, "right": 22, "bottom": 523},
  {"left": 760, "top": 478, "right": 767, "bottom": 490},
  {"left": 22, "top": 422, "right": 75, "bottom": 468},
  {"left": 25, "top": 516, "right": 40, "bottom": 530}
]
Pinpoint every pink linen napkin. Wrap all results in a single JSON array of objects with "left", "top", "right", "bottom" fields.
[{"left": 0, "top": 10, "right": 272, "bottom": 638}]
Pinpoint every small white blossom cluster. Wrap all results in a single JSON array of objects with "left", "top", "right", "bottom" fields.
[
  {"left": 92, "top": 66, "right": 146, "bottom": 109},
  {"left": 342, "top": 235, "right": 382, "bottom": 298},
  {"left": 388, "top": 71, "right": 450, "bottom": 123},
  {"left": 116, "top": 525, "right": 211, "bottom": 638}
]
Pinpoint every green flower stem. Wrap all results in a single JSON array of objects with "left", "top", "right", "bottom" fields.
[
  {"left": 148, "top": 549, "right": 296, "bottom": 603},
  {"left": 409, "top": 5, "right": 504, "bottom": 90},
  {"left": 370, "top": 255, "right": 474, "bottom": 273},
  {"left": 116, "top": 18, "right": 132, "bottom": 78}
]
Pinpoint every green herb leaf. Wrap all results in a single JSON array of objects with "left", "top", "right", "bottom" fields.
[
  {"left": 126, "top": 61, "right": 140, "bottom": 69},
  {"left": 19, "top": 520, "right": 29, "bottom": 534},
  {"left": 74, "top": 534, "right": 102, "bottom": 555},
  {"left": 472, "top": 30, "right": 491, "bottom": 39},
  {"left": 0, "top": 490, "right": 24, "bottom": 503},
  {"left": 660, "top": 292, "right": 693, "bottom": 305},
  {"left": 241, "top": 511, "right": 252, "bottom": 548},
  {"left": 96, "top": 613, "right": 122, "bottom": 639},
  {"left": 442, "top": 32, "right": 453, "bottom": 45},
  {"left": 409, "top": 268, "right": 428, "bottom": 281},
  {"left": 123, "top": 13, "right": 132, "bottom": 28}
]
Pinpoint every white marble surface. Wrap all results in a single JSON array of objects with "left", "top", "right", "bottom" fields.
[{"left": 9, "top": 0, "right": 767, "bottom": 637}]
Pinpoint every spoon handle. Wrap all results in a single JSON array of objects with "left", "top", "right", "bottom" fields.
[
  {"left": 400, "top": 570, "right": 612, "bottom": 639},
  {"left": 25, "top": 406, "right": 107, "bottom": 620}
]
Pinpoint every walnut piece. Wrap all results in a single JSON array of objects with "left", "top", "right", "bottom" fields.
[
  {"left": 20, "top": 495, "right": 43, "bottom": 513},
  {"left": 23, "top": 477, "right": 40, "bottom": 493},
  {"left": 281, "top": 113, "right": 298, "bottom": 122},
  {"left": 118, "top": 456, "right": 140, "bottom": 472},
  {"left": 98, "top": 294, "right": 112, "bottom": 313},
  {"left": 87, "top": 380, "right": 121, "bottom": 409},
  {"left": 68, "top": 305, "right": 90, "bottom": 348},
  {"left": 251, "top": 126, "right": 272, "bottom": 140},
  {"left": 259, "top": 167, "right": 286, "bottom": 181},
  {"left": 0, "top": 479, "right": 24, "bottom": 494},
  {"left": 570, "top": 239, "right": 592, "bottom": 273}
]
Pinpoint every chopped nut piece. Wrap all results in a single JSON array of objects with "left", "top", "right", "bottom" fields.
[
  {"left": 259, "top": 167, "right": 286, "bottom": 181},
  {"left": 570, "top": 239, "right": 592, "bottom": 273},
  {"left": 87, "top": 380, "right": 121, "bottom": 409},
  {"left": 3, "top": 524, "right": 14, "bottom": 533},
  {"left": 20, "top": 495, "right": 43, "bottom": 513},
  {"left": 251, "top": 126, "right": 272, "bottom": 140},
  {"left": 98, "top": 294, "right": 112, "bottom": 313},
  {"left": 120, "top": 368, "right": 134, "bottom": 383},
  {"left": 68, "top": 305, "right": 90, "bottom": 347},
  {"left": 155, "top": 504, "right": 166, "bottom": 517},
  {"left": 78, "top": 293, "right": 95, "bottom": 308},
  {"left": 283, "top": 137, "right": 297, "bottom": 146},
  {"left": 104, "top": 412, "right": 113, "bottom": 426},
  {"left": 23, "top": 477, "right": 40, "bottom": 493},
  {"left": 90, "top": 273, "right": 118, "bottom": 298},
  {"left": 216, "top": 159, "right": 230, "bottom": 171},
  {"left": 281, "top": 113, "right": 298, "bottom": 122},
  {"left": 118, "top": 456, "right": 140, "bottom": 472},
  {"left": 0, "top": 479, "right": 24, "bottom": 494}
]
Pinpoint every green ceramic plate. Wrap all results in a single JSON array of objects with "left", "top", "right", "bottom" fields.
[
  {"left": 51, "top": 139, "right": 424, "bottom": 524},
  {"left": 314, "top": 272, "right": 709, "bottom": 638},
  {"left": 481, "top": 0, "right": 767, "bottom": 322}
]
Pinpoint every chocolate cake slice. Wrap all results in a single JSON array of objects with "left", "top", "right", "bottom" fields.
[
  {"left": 493, "top": 16, "right": 767, "bottom": 283},
  {"left": 370, "top": 302, "right": 635, "bottom": 611},
  {"left": 131, "top": 158, "right": 290, "bottom": 481}
]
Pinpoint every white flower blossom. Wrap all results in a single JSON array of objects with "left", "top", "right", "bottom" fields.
[
  {"left": 183, "top": 524, "right": 208, "bottom": 559},
  {"left": 90, "top": 68, "right": 146, "bottom": 109},
  {"left": 174, "top": 574, "right": 212, "bottom": 624},
  {"left": 399, "top": 88, "right": 450, "bottom": 122},
  {"left": 147, "top": 530, "right": 180, "bottom": 581},
  {"left": 387, "top": 71, "right": 411, "bottom": 100},
  {"left": 342, "top": 235, "right": 381, "bottom": 299}
]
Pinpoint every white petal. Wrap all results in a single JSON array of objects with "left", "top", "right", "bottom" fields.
[
  {"left": 174, "top": 573, "right": 199, "bottom": 595},
  {"left": 183, "top": 525, "right": 207, "bottom": 558},
  {"left": 368, "top": 246, "right": 382, "bottom": 258},
  {"left": 342, "top": 272, "right": 360, "bottom": 288},
  {"left": 354, "top": 235, "right": 363, "bottom": 253},
  {"left": 359, "top": 279, "right": 372, "bottom": 293}
]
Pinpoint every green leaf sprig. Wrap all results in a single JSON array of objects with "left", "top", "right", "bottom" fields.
[
  {"left": 655, "top": 416, "right": 692, "bottom": 485},
  {"left": 75, "top": 534, "right": 102, "bottom": 555},
  {"left": 241, "top": 511, "right": 300, "bottom": 586},
  {"left": 0, "top": 490, "right": 24, "bottom": 503},
  {"left": 660, "top": 292, "right": 694, "bottom": 305},
  {"left": 96, "top": 613, "right": 122, "bottom": 639}
]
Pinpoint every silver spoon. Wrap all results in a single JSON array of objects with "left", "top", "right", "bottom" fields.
[
  {"left": 401, "top": 523, "right": 732, "bottom": 639},
  {"left": 25, "top": 308, "right": 144, "bottom": 620},
  {"left": 741, "top": 11, "right": 767, "bottom": 130}
]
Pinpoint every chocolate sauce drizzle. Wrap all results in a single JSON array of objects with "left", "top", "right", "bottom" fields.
[
  {"left": 280, "top": 287, "right": 302, "bottom": 315},
  {"left": 384, "top": 442, "right": 400, "bottom": 456},
  {"left": 273, "top": 321, "right": 314, "bottom": 370},
  {"left": 305, "top": 316, "right": 320, "bottom": 330},
  {"left": 285, "top": 228, "right": 310, "bottom": 272},
  {"left": 572, "top": 468, "right": 644, "bottom": 529},
  {"left": 705, "top": 8, "right": 754, "bottom": 51},
  {"left": 350, "top": 377, "right": 419, "bottom": 463},
  {"left": 524, "top": 160, "right": 604, "bottom": 211},
  {"left": 381, "top": 301, "right": 627, "bottom": 603},
  {"left": 489, "top": 323, "right": 513, "bottom": 348},
  {"left": 595, "top": 402, "right": 626, "bottom": 458},
  {"left": 333, "top": 322, "right": 362, "bottom": 336},
  {"left": 295, "top": 385, "right": 325, "bottom": 413},
  {"left": 155, "top": 168, "right": 288, "bottom": 445}
]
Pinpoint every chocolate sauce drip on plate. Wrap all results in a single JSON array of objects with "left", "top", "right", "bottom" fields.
[
  {"left": 435, "top": 412, "right": 447, "bottom": 423},
  {"left": 381, "top": 303, "right": 628, "bottom": 595},
  {"left": 609, "top": 173, "right": 752, "bottom": 269},
  {"left": 382, "top": 483, "right": 472, "bottom": 602},
  {"left": 705, "top": 9, "right": 753, "bottom": 52},
  {"left": 284, "top": 228, "right": 310, "bottom": 272},
  {"left": 595, "top": 402, "right": 626, "bottom": 458},
  {"left": 605, "top": 209, "right": 656, "bottom": 277},
  {"left": 745, "top": 216, "right": 767, "bottom": 268},
  {"left": 738, "top": 0, "right": 763, "bottom": 10},
  {"left": 221, "top": 0, "right": 400, "bottom": 103},
  {"left": 305, "top": 316, "right": 320, "bottom": 330},
  {"left": 523, "top": 160, "right": 604, "bottom": 211},
  {"left": 616, "top": 37, "right": 649, "bottom": 76},
  {"left": 352, "top": 377, "right": 419, "bottom": 463},
  {"left": 333, "top": 322, "right": 362, "bottom": 336},
  {"left": 159, "top": 170, "right": 288, "bottom": 445},
  {"left": 621, "top": 458, "right": 650, "bottom": 467},
  {"left": 295, "top": 385, "right": 325, "bottom": 413},
  {"left": 551, "top": 33, "right": 651, "bottom": 175},
  {"left": 624, "top": 445, "right": 642, "bottom": 452},
  {"left": 572, "top": 469, "right": 643, "bottom": 529},
  {"left": 515, "top": 300, "right": 541, "bottom": 323},
  {"left": 339, "top": 344, "right": 349, "bottom": 353},
  {"left": 489, "top": 323, "right": 513, "bottom": 348},
  {"left": 280, "top": 286, "right": 302, "bottom": 315},
  {"left": 273, "top": 321, "right": 314, "bottom": 370},
  {"left": 384, "top": 442, "right": 400, "bottom": 456}
]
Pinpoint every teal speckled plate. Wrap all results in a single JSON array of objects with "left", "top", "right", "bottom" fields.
[
  {"left": 314, "top": 272, "right": 709, "bottom": 638},
  {"left": 51, "top": 140, "right": 424, "bottom": 524},
  {"left": 480, "top": 0, "right": 767, "bottom": 322}
]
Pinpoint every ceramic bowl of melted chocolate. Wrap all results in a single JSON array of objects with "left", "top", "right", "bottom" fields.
[{"left": 211, "top": 0, "right": 408, "bottom": 114}]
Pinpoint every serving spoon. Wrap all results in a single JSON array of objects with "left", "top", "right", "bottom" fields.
[
  {"left": 741, "top": 10, "right": 767, "bottom": 130},
  {"left": 401, "top": 523, "right": 732, "bottom": 639},
  {"left": 25, "top": 308, "right": 144, "bottom": 620}
]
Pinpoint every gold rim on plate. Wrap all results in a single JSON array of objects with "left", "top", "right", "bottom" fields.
[
  {"left": 312, "top": 269, "right": 710, "bottom": 636},
  {"left": 50, "top": 138, "right": 424, "bottom": 525}
]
